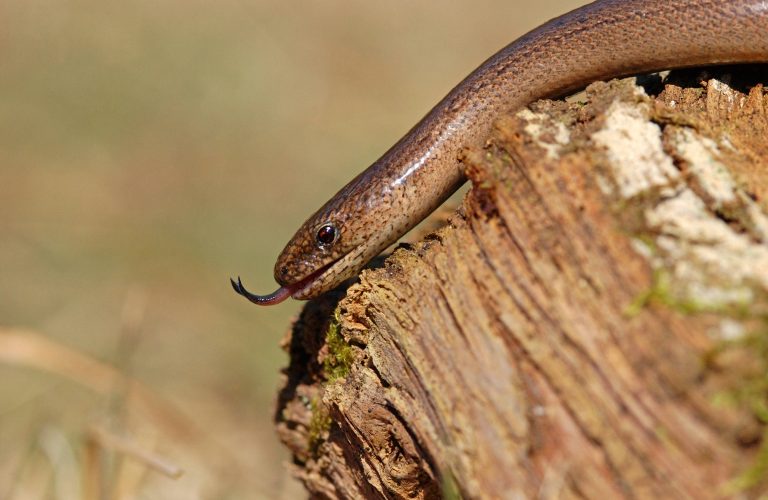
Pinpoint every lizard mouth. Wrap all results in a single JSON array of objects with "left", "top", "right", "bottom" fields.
[{"left": 231, "top": 242, "right": 371, "bottom": 305}]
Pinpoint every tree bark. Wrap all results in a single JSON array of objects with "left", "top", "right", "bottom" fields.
[{"left": 275, "top": 66, "right": 768, "bottom": 499}]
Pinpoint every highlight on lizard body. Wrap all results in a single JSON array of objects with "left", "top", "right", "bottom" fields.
[{"left": 232, "top": 0, "right": 768, "bottom": 305}]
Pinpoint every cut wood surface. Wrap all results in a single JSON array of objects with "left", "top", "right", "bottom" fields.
[{"left": 275, "top": 66, "right": 768, "bottom": 499}]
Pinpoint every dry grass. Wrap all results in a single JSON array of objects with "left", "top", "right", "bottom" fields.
[
  {"left": 0, "top": 324, "right": 250, "bottom": 498},
  {"left": 0, "top": 0, "right": 586, "bottom": 497}
]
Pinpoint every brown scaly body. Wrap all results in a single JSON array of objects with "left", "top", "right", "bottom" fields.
[{"left": 232, "top": 0, "right": 768, "bottom": 305}]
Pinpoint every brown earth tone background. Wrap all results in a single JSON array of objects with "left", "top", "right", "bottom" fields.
[{"left": 0, "top": 0, "right": 587, "bottom": 497}]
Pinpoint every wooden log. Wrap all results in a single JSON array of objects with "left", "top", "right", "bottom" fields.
[{"left": 275, "top": 66, "right": 768, "bottom": 499}]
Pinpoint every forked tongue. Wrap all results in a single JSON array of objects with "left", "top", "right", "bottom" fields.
[
  {"left": 231, "top": 262, "right": 335, "bottom": 306},
  {"left": 230, "top": 276, "right": 294, "bottom": 306}
]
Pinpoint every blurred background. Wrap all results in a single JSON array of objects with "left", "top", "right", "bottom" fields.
[{"left": 0, "top": 0, "right": 584, "bottom": 497}]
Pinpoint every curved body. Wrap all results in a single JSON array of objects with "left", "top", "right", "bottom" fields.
[{"left": 233, "top": 0, "right": 768, "bottom": 305}]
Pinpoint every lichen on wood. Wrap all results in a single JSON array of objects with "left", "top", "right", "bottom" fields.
[{"left": 275, "top": 66, "right": 768, "bottom": 499}]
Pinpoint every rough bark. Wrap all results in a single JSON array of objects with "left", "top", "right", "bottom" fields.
[{"left": 275, "top": 66, "right": 768, "bottom": 499}]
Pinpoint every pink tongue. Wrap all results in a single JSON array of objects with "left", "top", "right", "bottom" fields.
[
  {"left": 230, "top": 277, "right": 295, "bottom": 306},
  {"left": 231, "top": 262, "right": 333, "bottom": 306}
]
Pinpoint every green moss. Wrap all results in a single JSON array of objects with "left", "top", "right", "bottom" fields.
[
  {"left": 718, "top": 317, "right": 768, "bottom": 494},
  {"left": 307, "top": 397, "right": 332, "bottom": 456},
  {"left": 624, "top": 268, "right": 675, "bottom": 316},
  {"left": 723, "top": 431, "right": 768, "bottom": 495},
  {"left": 323, "top": 309, "right": 354, "bottom": 382},
  {"left": 625, "top": 267, "right": 751, "bottom": 318},
  {"left": 440, "top": 469, "right": 463, "bottom": 500},
  {"left": 629, "top": 266, "right": 768, "bottom": 493},
  {"left": 705, "top": 322, "right": 768, "bottom": 494},
  {"left": 306, "top": 309, "right": 355, "bottom": 457}
]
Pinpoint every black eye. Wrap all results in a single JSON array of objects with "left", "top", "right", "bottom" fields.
[{"left": 315, "top": 223, "right": 337, "bottom": 246}]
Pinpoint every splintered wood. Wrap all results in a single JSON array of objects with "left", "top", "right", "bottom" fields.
[{"left": 276, "top": 67, "right": 768, "bottom": 499}]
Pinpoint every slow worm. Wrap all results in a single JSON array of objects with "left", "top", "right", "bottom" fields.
[{"left": 232, "top": 0, "right": 768, "bottom": 305}]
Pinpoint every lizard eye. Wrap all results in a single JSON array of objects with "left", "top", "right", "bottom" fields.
[{"left": 315, "top": 223, "right": 338, "bottom": 247}]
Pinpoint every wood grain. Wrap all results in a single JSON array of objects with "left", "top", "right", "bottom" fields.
[{"left": 276, "top": 66, "right": 768, "bottom": 499}]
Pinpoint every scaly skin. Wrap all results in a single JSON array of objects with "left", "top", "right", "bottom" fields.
[{"left": 232, "top": 0, "right": 768, "bottom": 305}]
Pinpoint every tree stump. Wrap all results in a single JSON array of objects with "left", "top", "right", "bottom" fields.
[{"left": 275, "top": 66, "right": 768, "bottom": 499}]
